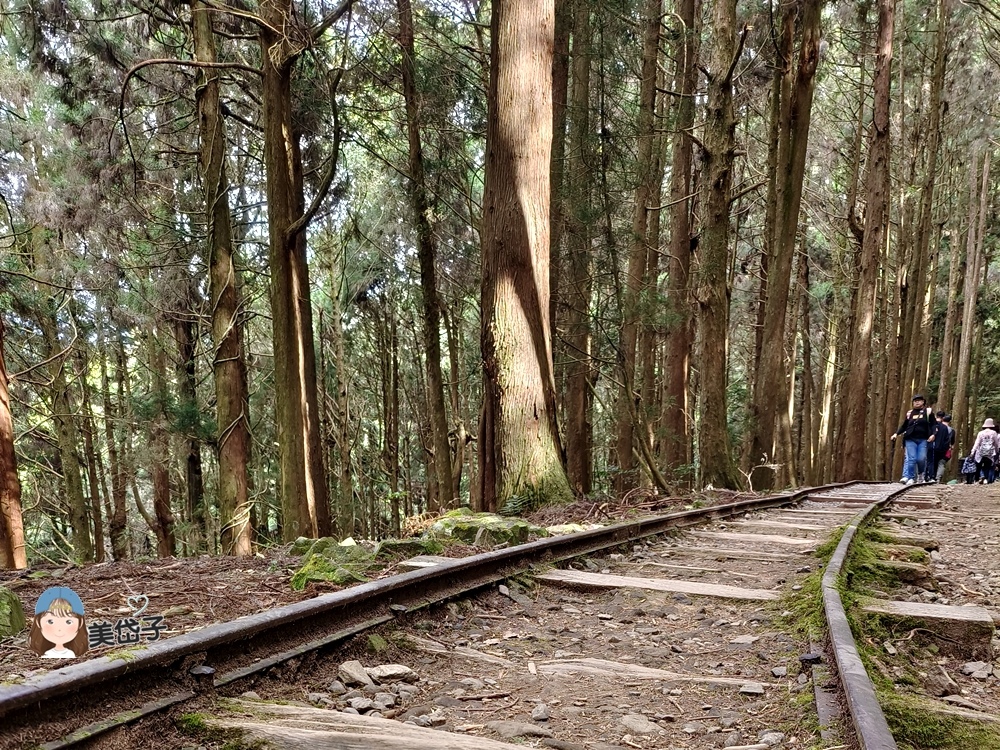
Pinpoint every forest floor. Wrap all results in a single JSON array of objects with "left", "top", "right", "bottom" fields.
[{"left": 0, "top": 488, "right": 741, "bottom": 681}]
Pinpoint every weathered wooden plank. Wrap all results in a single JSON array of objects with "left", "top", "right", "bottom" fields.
[
  {"left": 208, "top": 700, "right": 526, "bottom": 749},
  {"left": 727, "top": 520, "right": 827, "bottom": 532},
  {"left": 657, "top": 545, "right": 805, "bottom": 561},
  {"left": 861, "top": 599, "right": 995, "bottom": 658},
  {"left": 535, "top": 569, "right": 780, "bottom": 600},
  {"left": 404, "top": 635, "right": 515, "bottom": 666},
  {"left": 538, "top": 657, "right": 776, "bottom": 687},
  {"left": 686, "top": 530, "right": 817, "bottom": 546}
]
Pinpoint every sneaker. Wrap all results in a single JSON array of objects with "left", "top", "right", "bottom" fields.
[
  {"left": 899, "top": 478, "right": 908, "bottom": 484},
  {"left": 905, "top": 478, "right": 915, "bottom": 485}
]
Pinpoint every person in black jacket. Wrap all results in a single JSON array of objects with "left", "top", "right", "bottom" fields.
[
  {"left": 891, "top": 394, "right": 935, "bottom": 485},
  {"left": 925, "top": 410, "right": 952, "bottom": 482}
]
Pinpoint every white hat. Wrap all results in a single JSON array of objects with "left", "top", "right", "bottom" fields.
[{"left": 984, "top": 418, "right": 996, "bottom": 429}]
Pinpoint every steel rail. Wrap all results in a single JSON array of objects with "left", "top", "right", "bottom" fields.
[
  {"left": 1, "top": 480, "right": 872, "bottom": 746},
  {"left": 822, "top": 482, "right": 915, "bottom": 750}
]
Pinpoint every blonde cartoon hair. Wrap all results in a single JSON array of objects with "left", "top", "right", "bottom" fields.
[{"left": 29, "top": 598, "right": 89, "bottom": 657}]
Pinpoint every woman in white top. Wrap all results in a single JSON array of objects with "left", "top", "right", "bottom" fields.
[{"left": 971, "top": 418, "right": 1000, "bottom": 484}]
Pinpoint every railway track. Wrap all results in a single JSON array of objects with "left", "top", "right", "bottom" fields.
[{"left": 1, "top": 480, "right": 997, "bottom": 750}]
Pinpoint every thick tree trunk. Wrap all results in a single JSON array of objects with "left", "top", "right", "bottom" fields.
[
  {"left": 397, "top": 0, "right": 453, "bottom": 510},
  {"left": 260, "top": 0, "right": 334, "bottom": 540},
  {"left": 549, "top": 0, "right": 570, "bottom": 350},
  {"left": 751, "top": 0, "right": 820, "bottom": 489},
  {"left": 480, "top": 0, "right": 573, "bottom": 512},
  {"left": 837, "top": 0, "right": 895, "bottom": 481},
  {"left": 194, "top": 0, "right": 253, "bottom": 555},
  {"left": 0, "top": 315, "right": 27, "bottom": 569},
  {"left": 662, "top": 0, "right": 699, "bottom": 478},
  {"left": 563, "top": 0, "right": 594, "bottom": 495},
  {"left": 695, "top": 0, "right": 742, "bottom": 490}
]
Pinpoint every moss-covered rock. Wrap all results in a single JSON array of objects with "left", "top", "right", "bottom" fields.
[
  {"left": 373, "top": 538, "right": 445, "bottom": 559},
  {"left": 289, "top": 540, "right": 376, "bottom": 591},
  {"left": 427, "top": 512, "right": 548, "bottom": 547},
  {"left": 0, "top": 587, "right": 25, "bottom": 638}
]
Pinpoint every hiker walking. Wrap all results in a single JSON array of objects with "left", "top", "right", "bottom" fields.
[
  {"left": 971, "top": 418, "right": 1000, "bottom": 484},
  {"left": 891, "top": 394, "right": 935, "bottom": 485}
]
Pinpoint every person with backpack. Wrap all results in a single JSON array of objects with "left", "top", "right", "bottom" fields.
[
  {"left": 925, "top": 410, "right": 952, "bottom": 483},
  {"left": 971, "top": 418, "right": 1000, "bottom": 484},
  {"left": 891, "top": 394, "right": 936, "bottom": 485}
]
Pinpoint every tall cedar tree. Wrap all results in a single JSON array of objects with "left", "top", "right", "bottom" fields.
[
  {"left": 396, "top": 0, "right": 454, "bottom": 511},
  {"left": 193, "top": 0, "right": 253, "bottom": 554},
  {"left": 479, "top": 0, "right": 574, "bottom": 511},
  {"left": 696, "top": 0, "right": 744, "bottom": 490},
  {"left": 838, "top": 0, "right": 895, "bottom": 480}
]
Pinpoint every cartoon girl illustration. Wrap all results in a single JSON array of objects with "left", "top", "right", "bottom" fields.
[{"left": 28, "top": 586, "right": 88, "bottom": 659}]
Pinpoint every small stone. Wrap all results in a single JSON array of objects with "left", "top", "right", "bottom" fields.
[
  {"left": 342, "top": 707, "right": 360, "bottom": 715},
  {"left": 739, "top": 682, "right": 765, "bottom": 696},
  {"left": 348, "top": 697, "right": 375, "bottom": 711},
  {"left": 759, "top": 730, "right": 786, "bottom": 746},
  {"left": 683, "top": 721, "right": 707, "bottom": 734},
  {"left": 327, "top": 680, "right": 347, "bottom": 695},
  {"left": 374, "top": 692, "right": 396, "bottom": 708},
  {"left": 621, "top": 714, "right": 660, "bottom": 734},
  {"left": 408, "top": 714, "right": 433, "bottom": 727},
  {"left": 771, "top": 666, "right": 787, "bottom": 678},
  {"left": 307, "top": 692, "right": 332, "bottom": 706},
  {"left": 366, "top": 664, "right": 418, "bottom": 683},
  {"left": 730, "top": 634, "right": 759, "bottom": 645},
  {"left": 960, "top": 661, "right": 991, "bottom": 676},
  {"left": 799, "top": 653, "right": 822, "bottom": 665},
  {"left": 339, "top": 660, "right": 374, "bottom": 687},
  {"left": 883, "top": 641, "right": 897, "bottom": 656},
  {"left": 532, "top": 703, "right": 550, "bottom": 721},
  {"left": 240, "top": 691, "right": 261, "bottom": 700}
]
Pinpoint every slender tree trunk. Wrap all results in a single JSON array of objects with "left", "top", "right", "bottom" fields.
[
  {"left": 696, "top": 0, "right": 743, "bottom": 489},
  {"left": 953, "top": 153, "right": 989, "bottom": 455},
  {"left": 194, "top": 0, "right": 253, "bottom": 555},
  {"left": 662, "top": 0, "right": 699, "bottom": 478},
  {"left": 564, "top": 0, "right": 594, "bottom": 495},
  {"left": 0, "top": 315, "right": 27, "bottom": 569},
  {"left": 837, "top": 0, "right": 895, "bottom": 480},
  {"left": 938, "top": 224, "right": 963, "bottom": 408},
  {"left": 615, "top": 0, "right": 661, "bottom": 495},
  {"left": 550, "top": 0, "right": 570, "bottom": 351},
  {"left": 397, "top": 0, "right": 453, "bottom": 510},
  {"left": 328, "top": 261, "right": 354, "bottom": 535},
  {"left": 100, "top": 331, "right": 129, "bottom": 560},
  {"left": 39, "top": 309, "right": 92, "bottom": 562},
  {"left": 479, "top": 0, "right": 573, "bottom": 512},
  {"left": 149, "top": 326, "right": 176, "bottom": 557},
  {"left": 174, "top": 315, "right": 205, "bottom": 551},
  {"left": 77, "top": 353, "right": 106, "bottom": 563}
]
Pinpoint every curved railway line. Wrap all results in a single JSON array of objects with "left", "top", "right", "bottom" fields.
[{"left": 1, "top": 480, "right": 998, "bottom": 750}]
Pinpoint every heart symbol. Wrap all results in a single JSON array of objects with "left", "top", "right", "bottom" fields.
[{"left": 126, "top": 594, "right": 149, "bottom": 618}]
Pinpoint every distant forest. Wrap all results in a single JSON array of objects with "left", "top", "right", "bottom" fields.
[{"left": 0, "top": 0, "right": 997, "bottom": 566}]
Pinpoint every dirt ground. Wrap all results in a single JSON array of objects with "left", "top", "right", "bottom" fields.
[{"left": 0, "top": 490, "right": 737, "bottom": 683}]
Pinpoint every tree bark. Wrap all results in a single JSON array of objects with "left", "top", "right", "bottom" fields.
[
  {"left": 100, "top": 329, "right": 129, "bottom": 560},
  {"left": 695, "top": 0, "right": 743, "bottom": 490},
  {"left": 396, "top": 0, "right": 454, "bottom": 510},
  {"left": 564, "top": 0, "right": 594, "bottom": 495},
  {"left": 615, "top": 0, "right": 661, "bottom": 495},
  {"left": 751, "top": 0, "right": 821, "bottom": 489},
  {"left": 0, "top": 315, "right": 27, "bottom": 569},
  {"left": 837, "top": 0, "right": 895, "bottom": 481},
  {"left": 149, "top": 326, "right": 176, "bottom": 557},
  {"left": 662, "top": 0, "right": 699, "bottom": 478},
  {"left": 479, "top": 0, "right": 573, "bottom": 512},
  {"left": 953, "top": 153, "right": 989, "bottom": 454},
  {"left": 193, "top": 0, "right": 253, "bottom": 555},
  {"left": 260, "top": 0, "right": 336, "bottom": 540}
]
